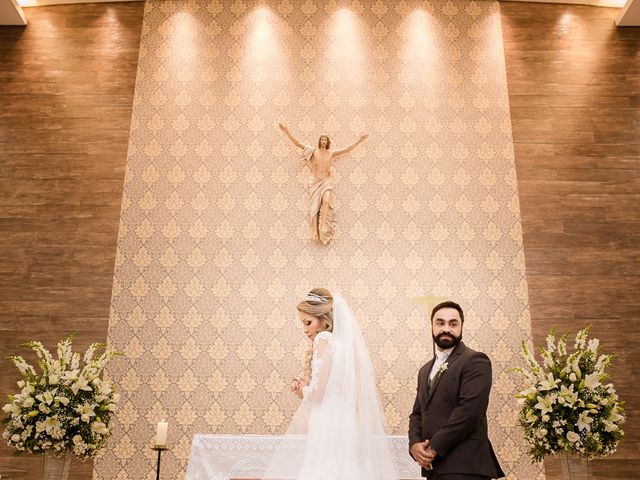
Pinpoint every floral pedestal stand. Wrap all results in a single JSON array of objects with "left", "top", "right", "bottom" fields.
[{"left": 43, "top": 452, "right": 72, "bottom": 480}]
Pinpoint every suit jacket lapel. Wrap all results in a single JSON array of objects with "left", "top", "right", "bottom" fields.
[
  {"left": 421, "top": 357, "right": 435, "bottom": 403},
  {"left": 426, "top": 342, "right": 466, "bottom": 405}
]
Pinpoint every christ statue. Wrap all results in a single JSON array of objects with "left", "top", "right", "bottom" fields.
[{"left": 279, "top": 123, "right": 368, "bottom": 245}]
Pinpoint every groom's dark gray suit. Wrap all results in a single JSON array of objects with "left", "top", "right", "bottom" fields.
[{"left": 409, "top": 341, "right": 505, "bottom": 479}]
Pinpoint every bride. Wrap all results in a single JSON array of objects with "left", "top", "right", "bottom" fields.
[{"left": 262, "top": 288, "right": 399, "bottom": 480}]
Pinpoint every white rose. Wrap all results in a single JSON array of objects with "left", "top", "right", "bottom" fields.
[
  {"left": 567, "top": 431, "right": 580, "bottom": 443},
  {"left": 2, "top": 403, "right": 20, "bottom": 415}
]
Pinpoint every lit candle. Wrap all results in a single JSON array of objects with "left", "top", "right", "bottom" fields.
[{"left": 156, "top": 419, "right": 168, "bottom": 446}]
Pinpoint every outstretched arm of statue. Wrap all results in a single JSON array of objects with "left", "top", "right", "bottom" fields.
[
  {"left": 278, "top": 123, "right": 305, "bottom": 150},
  {"left": 332, "top": 133, "right": 368, "bottom": 158}
]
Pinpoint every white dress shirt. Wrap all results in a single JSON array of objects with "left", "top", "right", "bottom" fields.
[{"left": 429, "top": 346, "right": 454, "bottom": 382}]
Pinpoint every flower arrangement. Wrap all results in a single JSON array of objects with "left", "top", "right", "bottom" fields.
[
  {"left": 436, "top": 362, "right": 448, "bottom": 377},
  {"left": 1, "top": 335, "right": 121, "bottom": 459},
  {"left": 514, "top": 326, "right": 625, "bottom": 461}
]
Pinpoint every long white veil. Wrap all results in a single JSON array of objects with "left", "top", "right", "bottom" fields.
[{"left": 262, "top": 295, "right": 399, "bottom": 480}]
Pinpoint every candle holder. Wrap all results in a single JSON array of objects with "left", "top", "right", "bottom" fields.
[{"left": 151, "top": 445, "right": 168, "bottom": 480}]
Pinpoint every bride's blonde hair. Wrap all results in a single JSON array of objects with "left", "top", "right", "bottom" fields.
[{"left": 297, "top": 288, "right": 334, "bottom": 382}]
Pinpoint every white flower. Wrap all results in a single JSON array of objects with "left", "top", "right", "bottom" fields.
[
  {"left": 72, "top": 435, "right": 83, "bottom": 445},
  {"left": 604, "top": 421, "right": 618, "bottom": 432},
  {"left": 538, "top": 373, "right": 560, "bottom": 391},
  {"left": 36, "top": 390, "right": 54, "bottom": 405},
  {"left": 534, "top": 395, "right": 553, "bottom": 416},
  {"left": 75, "top": 403, "right": 96, "bottom": 423},
  {"left": 584, "top": 373, "right": 601, "bottom": 389},
  {"left": 91, "top": 421, "right": 109, "bottom": 435},
  {"left": 100, "top": 383, "right": 113, "bottom": 396},
  {"left": 71, "top": 376, "right": 93, "bottom": 395},
  {"left": 577, "top": 411, "right": 593, "bottom": 432},
  {"left": 567, "top": 431, "right": 580, "bottom": 443},
  {"left": 43, "top": 417, "right": 61, "bottom": 434},
  {"left": 436, "top": 362, "right": 448, "bottom": 376},
  {"left": 2, "top": 403, "right": 20, "bottom": 415},
  {"left": 23, "top": 397, "right": 34, "bottom": 408},
  {"left": 608, "top": 408, "right": 624, "bottom": 424},
  {"left": 559, "top": 384, "right": 578, "bottom": 406}
]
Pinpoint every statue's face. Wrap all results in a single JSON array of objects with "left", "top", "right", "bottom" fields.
[{"left": 319, "top": 136, "right": 329, "bottom": 149}]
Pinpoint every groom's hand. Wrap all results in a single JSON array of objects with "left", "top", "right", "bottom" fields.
[{"left": 410, "top": 440, "right": 433, "bottom": 469}]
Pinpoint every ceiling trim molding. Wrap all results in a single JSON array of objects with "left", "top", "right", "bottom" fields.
[
  {"left": 501, "top": 0, "right": 627, "bottom": 8},
  {"left": 0, "top": 0, "right": 27, "bottom": 26},
  {"left": 616, "top": 0, "right": 640, "bottom": 25},
  {"left": 18, "top": 0, "right": 143, "bottom": 6}
]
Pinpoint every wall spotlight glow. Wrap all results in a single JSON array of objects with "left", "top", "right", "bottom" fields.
[
  {"left": 246, "top": 6, "right": 282, "bottom": 63},
  {"left": 326, "top": 7, "right": 368, "bottom": 86},
  {"left": 168, "top": 11, "right": 199, "bottom": 62},
  {"left": 401, "top": 9, "right": 439, "bottom": 84}
]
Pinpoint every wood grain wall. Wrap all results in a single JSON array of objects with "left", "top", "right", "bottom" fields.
[
  {"left": 0, "top": 2, "right": 144, "bottom": 479},
  {"left": 501, "top": 2, "right": 640, "bottom": 479}
]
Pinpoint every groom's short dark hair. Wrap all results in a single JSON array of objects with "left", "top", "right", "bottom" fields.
[{"left": 431, "top": 301, "right": 465, "bottom": 324}]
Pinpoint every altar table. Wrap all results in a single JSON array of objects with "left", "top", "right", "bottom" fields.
[{"left": 186, "top": 434, "right": 422, "bottom": 479}]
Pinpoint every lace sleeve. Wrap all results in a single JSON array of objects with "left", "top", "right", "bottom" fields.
[{"left": 302, "top": 333, "right": 333, "bottom": 403}]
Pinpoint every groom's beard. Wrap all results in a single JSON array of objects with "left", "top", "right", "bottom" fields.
[{"left": 433, "top": 332, "right": 462, "bottom": 350}]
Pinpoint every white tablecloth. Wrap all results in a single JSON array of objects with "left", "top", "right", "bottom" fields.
[{"left": 186, "top": 434, "right": 422, "bottom": 479}]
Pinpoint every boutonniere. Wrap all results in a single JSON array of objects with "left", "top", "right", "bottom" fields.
[{"left": 436, "top": 362, "right": 448, "bottom": 377}]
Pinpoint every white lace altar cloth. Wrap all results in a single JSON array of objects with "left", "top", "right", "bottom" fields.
[{"left": 185, "top": 434, "right": 422, "bottom": 479}]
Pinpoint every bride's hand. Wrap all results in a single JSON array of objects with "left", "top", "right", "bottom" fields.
[
  {"left": 290, "top": 378, "right": 300, "bottom": 392},
  {"left": 291, "top": 374, "right": 309, "bottom": 398}
]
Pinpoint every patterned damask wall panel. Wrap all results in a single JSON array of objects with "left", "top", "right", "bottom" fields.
[{"left": 95, "top": 1, "right": 543, "bottom": 479}]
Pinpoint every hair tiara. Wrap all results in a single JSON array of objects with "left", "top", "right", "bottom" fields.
[{"left": 305, "top": 292, "right": 328, "bottom": 304}]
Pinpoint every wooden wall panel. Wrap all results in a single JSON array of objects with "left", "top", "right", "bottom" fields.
[
  {"left": 501, "top": 3, "right": 640, "bottom": 479},
  {"left": 0, "top": 3, "right": 144, "bottom": 479}
]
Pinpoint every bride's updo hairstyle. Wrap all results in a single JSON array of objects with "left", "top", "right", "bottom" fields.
[
  {"left": 297, "top": 287, "right": 334, "bottom": 332},
  {"left": 298, "top": 288, "right": 334, "bottom": 385}
]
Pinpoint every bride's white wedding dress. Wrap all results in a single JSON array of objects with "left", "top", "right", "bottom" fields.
[{"left": 262, "top": 296, "right": 399, "bottom": 480}]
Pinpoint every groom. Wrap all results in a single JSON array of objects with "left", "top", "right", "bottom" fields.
[{"left": 408, "top": 301, "right": 505, "bottom": 480}]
